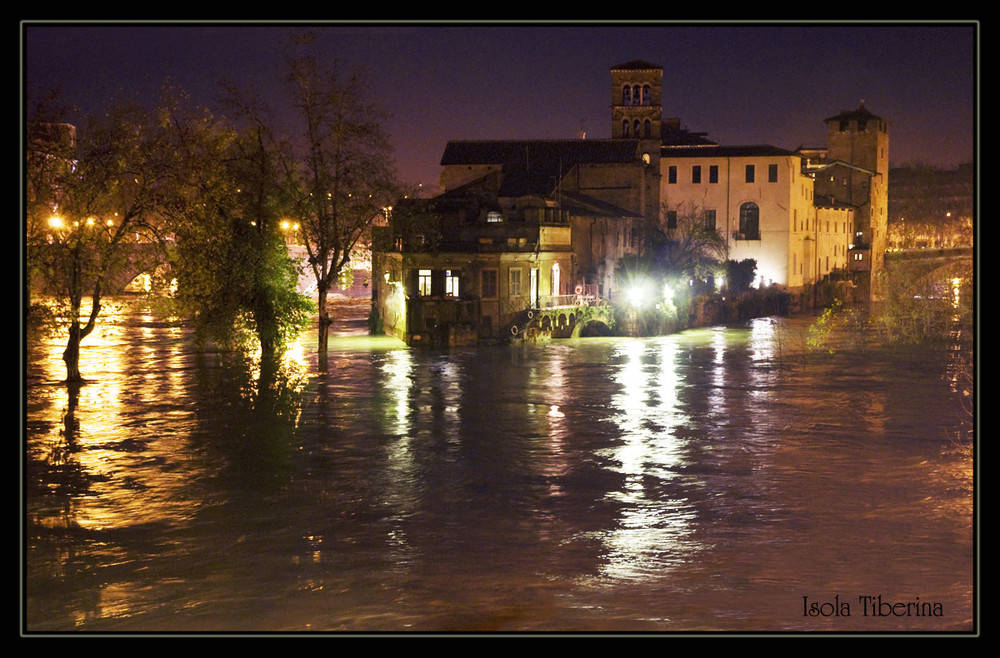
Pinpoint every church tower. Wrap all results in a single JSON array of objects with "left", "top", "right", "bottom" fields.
[
  {"left": 610, "top": 61, "right": 663, "bottom": 144},
  {"left": 610, "top": 60, "right": 663, "bottom": 225},
  {"left": 819, "top": 103, "right": 890, "bottom": 298}
]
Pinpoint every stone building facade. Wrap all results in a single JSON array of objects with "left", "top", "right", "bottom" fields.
[{"left": 370, "top": 59, "right": 889, "bottom": 345}]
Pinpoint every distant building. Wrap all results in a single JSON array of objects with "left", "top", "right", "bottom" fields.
[
  {"left": 887, "top": 163, "right": 973, "bottom": 250},
  {"left": 799, "top": 103, "right": 890, "bottom": 299},
  {"left": 370, "top": 60, "right": 889, "bottom": 345},
  {"left": 372, "top": 140, "right": 649, "bottom": 346}
]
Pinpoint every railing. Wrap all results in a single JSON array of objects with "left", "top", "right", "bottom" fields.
[{"left": 537, "top": 292, "right": 603, "bottom": 309}]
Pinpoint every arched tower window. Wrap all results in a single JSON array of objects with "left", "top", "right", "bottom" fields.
[
  {"left": 632, "top": 85, "right": 641, "bottom": 105},
  {"left": 622, "top": 119, "right": 630, "bottom": 136},
  {"left": 644, "top": 119, "right": 652, "bottom": 138},
  {"left": 739, "top": 202, "right": 760, "bottom": 240},
  {"left": 622, "top": 85, "right": 631, "bottom": 105},
  {"left": 642, "top": 85, "right": 651, "bottom": 105},
  {"left": 633, "top": 120, "right": 641, "bottom": 137}
]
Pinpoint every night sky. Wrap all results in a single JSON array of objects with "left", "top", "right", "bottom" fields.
[{"left": 23, "top": 22, "right": 977, "bottom": 194}]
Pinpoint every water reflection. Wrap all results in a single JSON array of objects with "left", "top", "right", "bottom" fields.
[
  {"left": 597, "top": 337, "right": 700, "bottom": 582},
  {"left": 24, "top": 302, "right": 974, "bottom": 632}
]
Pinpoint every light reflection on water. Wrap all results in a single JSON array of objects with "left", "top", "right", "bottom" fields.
[{"left": 24, "top": 300, "right": 974, "bottom": 632}]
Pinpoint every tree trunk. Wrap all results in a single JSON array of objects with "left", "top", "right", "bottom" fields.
[
  {"left": 317, "top": 285, "right": 332, "bottom": 356},
  {"left": 62, "top": 322, "right": 84, "bottom": 383}
]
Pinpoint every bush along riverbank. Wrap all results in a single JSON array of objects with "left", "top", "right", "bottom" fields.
[{"left": 614, "top": 283, "right": 838, "bottom": 337}]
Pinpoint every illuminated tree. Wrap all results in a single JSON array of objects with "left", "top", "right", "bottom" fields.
[
  {"left": 280, "top": 36, "right": 400, "bottom": 359},
  {"left": 26, "top": 99, "right": 170, "bottom": 383},
  {"left": 653, "top": 200, "right": 730, "bottom": 289},
  {"left": 160, "top": 89, "right": 313, "bottom": 361}
]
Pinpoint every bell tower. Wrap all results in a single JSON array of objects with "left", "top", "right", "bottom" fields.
[
  {"left": 610, "top": 60, "right": 663, "bottom": 231},
  {"left": 610, "top": 60, "right": 663, "bottom": 144}
]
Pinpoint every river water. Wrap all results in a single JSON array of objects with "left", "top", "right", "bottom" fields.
[{"left": 24, "top": 300, "right": 975, "bottom": 634}]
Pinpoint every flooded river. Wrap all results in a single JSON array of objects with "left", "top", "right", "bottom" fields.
[{"left": 23, "top": 300, "right": 975, "bottom": 634}]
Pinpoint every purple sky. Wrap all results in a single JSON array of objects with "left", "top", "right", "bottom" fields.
[{"left": 24, "top": 22, "right": 977, "bottom": 193}]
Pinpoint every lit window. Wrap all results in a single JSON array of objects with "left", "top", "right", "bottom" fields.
[
  {"left": 418, "top": 269, "right": 433, "bottom": 296},
  {"left": 487, "top": 211, "right": 503, "bottom": 223},
  {"left": 445, "top": 270, "right": 460, "bottom": 297}
]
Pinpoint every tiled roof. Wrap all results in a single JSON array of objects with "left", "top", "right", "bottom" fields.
[
  {"left": 440, "top": 139, "right": 643, "bottom": 196},
  {"left": 661, "top": 144, "right": 797, "bottom": 158},
  {"left": 824, "top": 102, "right": 883, "bottom": 123},
  {"left": 611, "top": 60, "right": 662, "bottom": 71}
]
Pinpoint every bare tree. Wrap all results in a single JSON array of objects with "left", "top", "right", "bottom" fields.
[
  {"left": 280, "top": 36, "right": 400, "bottom": 359},
  {"left": 657, "top": 200, "right": 729, "bottom": 283}
]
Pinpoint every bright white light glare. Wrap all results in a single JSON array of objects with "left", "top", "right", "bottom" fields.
[
  {"left": 627, "top": 283, "right": 647, "bottom": 307},
  {"left": 662, "top": 283, "right": 673, "bottom": 301}
]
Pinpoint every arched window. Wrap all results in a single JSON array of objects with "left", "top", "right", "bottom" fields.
[
  {"left": 622, "top": 85, "right": 631, "bottom": 105},
  {"left": 739, "top": 202, "right": 760, "bottom": 240},
  {"left": 632, "top": 85, "right": 641, "bottom": 105},
  {"left": 622, "top": 119, "right": 629, "bottom": 136},
  {"left": 644, "top": 119, "right": 652, "bottom": 138},
  {"left": 642, "top": 85, "right": 651, "bottom": 105},
  {"left": 633, "top": 120, "right": 641, "bottom": 137}
]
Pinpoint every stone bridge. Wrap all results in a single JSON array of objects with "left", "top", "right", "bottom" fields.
[
  {"left": 506, "top": 301, "right": 617, "bottom": 341},
  {"left": 31, "top": 241, "right": 171, "bottom": 296},
  {"left": 884, "top": 246, "right": 973, "bottom": 293}
]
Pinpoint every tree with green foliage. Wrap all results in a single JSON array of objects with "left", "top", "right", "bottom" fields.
[
  {"left": 26, "top": 98, "right": 172, "bottom": 383},
  {"left": 160, "top": 89, "right": 313, "bottom": 360}
]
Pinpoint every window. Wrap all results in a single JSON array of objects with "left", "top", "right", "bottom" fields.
[
  {"left": 668, "top": 165, "right": 677, "bottom": 184},
  {"left": 622, "top": 85, "right": 631, "bottom": 105},
  {"left": 709, "top": 165, "right": 718, "bottom": 183},
  {"left": 745, "top": 164, "right": 755, "bottom": 183},
  {"left": 482, "top": 269, "right": 498, "bottom": 298},
  {"left": 509, "top": 268, "right": 522, "bottom": 297},
  {"left": 768, "top": 163, "right": 778, "bottom": 182},
  {"left": 644, "top": 119, "right": 651, "bottom": 138},
  {"left": 445, "top": 270, "right": 460, "bottom": 297},
  {"left": 551, "top": 263, "right": 561, "bottom": 296},
  {"left": 418, "top": 269, "right": 433, "bottom": 296},
  {"left": 666, "top": 210, "right": 677, "bottom": 229},
  {"left": 739, "top": 202, "right": 760, "bottom": 240},
  {"left": 692, "top": 165, "right": 701, "bottom": 183},
  {"left": 703, "top": 209, "right": 716, "bottom": 230},
  {"left": 642, "top": 85, "right": 650, "bottom": 105},
  {"left": 486, "top": 211, "right": 503, "bottom": 223},
  {"left": 622, "top": 119, "right": 629, "bottom": 136},
  {"left": 632, "top": 85, "right": 640, "bottom": 105}
]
